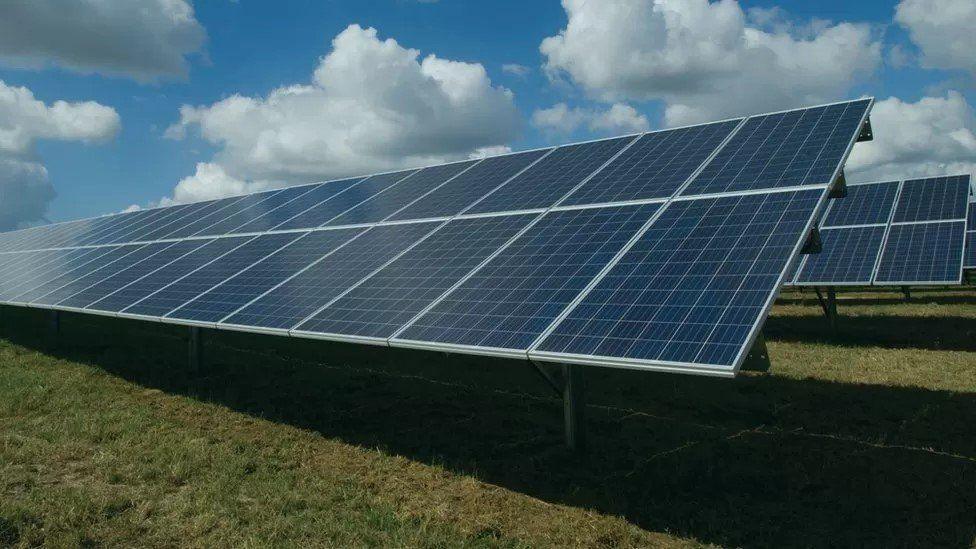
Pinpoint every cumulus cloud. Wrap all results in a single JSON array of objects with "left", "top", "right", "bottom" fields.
[
  {"left": 164, "top": 24, "right": 521, "bottom": 203},
  {"left": 0, "top": 0, "right": 206, "bottom": 82},
  {"left": 0, "top": 80, "right": 120, "bottom": 230},
  {"left": 502, "top": 63, "right": 531, "bottom": 77},
  {"left": 895, "top": 0, "right": 976, "bottom": 75},
  {"left": 540, "top": 0, "right": 881, "bottom": 126},
  {"left": 846, "top": 92, "right": 976, "bottom": 181},
  {"left": 532, "top": 103, "right": 649, "bottom": 135}
]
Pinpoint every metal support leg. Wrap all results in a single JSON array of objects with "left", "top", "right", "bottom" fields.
[
  {"left": 813, "top": 287, "right": 838, "bottom": 334},
  {"left": 562, "top": 364, "right": 586, "bottom": 452},
  {"left": 902, "top": 286, "right": 911, "bottom": 302},
  {"left": 48, "top": 310, "right": 60, "bottom": 336},
  {"left": 188, "top": 327, "right": 202, "bottom": 372}
]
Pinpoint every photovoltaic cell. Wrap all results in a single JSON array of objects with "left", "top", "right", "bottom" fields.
[
  {"left": 394, "top": 203, "right": 660, "bottom": 352},
  {"left": 562, "top": 120, "right": 741, "bottom": 206},
  {"left": 295, "top": 213, "right": 535, "bottom": 340},
  {"left": 272, "top": 170, "right": 417, "bottom": 231},
  {"left": 166, "top": 228, "right": 363, "bottom": 323},
  {"left": 822, "top": 181, "right": 899, "bottom": 227},
  {"left": 123, "top": 233, "right": 303, "bottom": 318},
  {"left": 12, "top": 246, "right": 134, "bottom": 304},
  {"left": 964, "top": 232, "right": 976, "bottom": 269},
  {"left": 794, "top": 226, "right": 887, "bottom": 284},
  {"left": 892, "top": 175, "right": 970, "bottom": 223},
  {"left": 156, "top": 196, "right": 250, "bottom": 239},
  {"left": 326, "top": 161, "right": 478, "bottom": 227},
  {"left": 388, "top": 149, "right": 551, "bottom": 221},
  {"left": 35, "top": 243, "right": 171, "bottom": 306},
  {"left": 222, "top": 222, "right": 438, "bottom": 330},
  {"left": 87, "top": 237, "right": 246, "bottom": 313},
  {"left": 874, "top": 221, "right": 965, "bottom": 284},
  {"left": 66, "top": 240, "right": 214, "bottom": 310},
  {"left": 534, "top": 189, "right": 824, "bottom": 371},
  {"left": 191, "top": 184, "right": 320, "bottom": 237},
  {"left": 681, "top": 99, "right": 870, "bottom": 196},
  {"left": 465, "top": 137, "right": 636, "bottom": 215},
  {"left": 232, "top": 178, "right": 363, "bottom": 234}
]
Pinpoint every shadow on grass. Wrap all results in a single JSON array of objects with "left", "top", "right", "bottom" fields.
[
  {"left": 764, "top": 314, "right": 976, "bottom": 352},
  {"left": 2, "top": 306, "right": 975, "bottom": 548}
]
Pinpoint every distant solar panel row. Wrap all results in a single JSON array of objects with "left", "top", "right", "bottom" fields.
[
  {"left": 964, "top": 201, "right": 976, "bottom": 270},
  {"left": 0, "top": 99, "right": 873, "bottom": 376},
  {"left": 791, "top": 175, "right": 970, "bottom": 285}
]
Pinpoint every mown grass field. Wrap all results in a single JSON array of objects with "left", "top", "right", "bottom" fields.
[{"left": 1, "top": 288, "right": 974, "bottom": 548}]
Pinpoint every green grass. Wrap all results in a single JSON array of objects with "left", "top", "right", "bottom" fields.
[{"left": 0, "top": 288, "right": 974, "bottom": 548}]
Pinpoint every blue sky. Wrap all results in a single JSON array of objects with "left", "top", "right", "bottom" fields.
[{"left": 0, "top": 0, "right": 974, "bottom": 228}]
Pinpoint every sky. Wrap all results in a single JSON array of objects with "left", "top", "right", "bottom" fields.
[{"left": 0, "top": 0, "right": 973, "bottom": 229}]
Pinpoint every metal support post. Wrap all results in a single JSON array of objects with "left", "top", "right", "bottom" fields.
[
  {"left": 48, "top": 310, "right": 60, "bottom": 336},
  {"left": 188, "top": 327, "right": 203, "bottom": 372},
  {"left": 902, "top": 286, "right": 911, "bottom": 302},
  {"left": 826, "top": 287, "right": 838, "bottom": 334},
  {"left": 562, "top": 364, "right": 586, "bottom": 452}
]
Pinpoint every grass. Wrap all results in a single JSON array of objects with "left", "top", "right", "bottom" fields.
[{"left": 0, "top": 287, "right": 974, "bottom": 548}]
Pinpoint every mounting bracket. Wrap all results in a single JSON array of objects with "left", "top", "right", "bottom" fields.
[
  {"left": 741, "top": 333, "right": 771, "bottom": 372},
  {"left": 800, "top": 226, "right": 823, "bottom": 255},
  {"left": 857, "top": 117, "right": 874, "bottom": 142}
]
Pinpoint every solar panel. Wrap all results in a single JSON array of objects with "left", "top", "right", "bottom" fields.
[
  {"left": 87, "top": 237, "right": 246, "bottom": 313},
  {"left": 64, "top": 240, "right": 214, "bottom": 310},
  {"left": 293, "top": 213, "right": 536, "bottom": 342},
  {"left": 392, "top": 203, "right": 660, "bottom": 355},
  {"left": 531, "top": 189, "right": 824, "bottom": 374},
  {"left": 874, "top": 221, "right": 965, "bottom": 284},
  {"left": 794, "top": 226, "right": 887, "bottom": 285},
  {"left": 560, "top": 120, "right": 741, "bottom": 206},
  {"left": 165, "top": 228, "right": 364, "bottom": 324},
  {"left": 122, "top": 233, "right": 304, "bottom": 318},
  {"left": 680, "top": 100, "right": 871, "bottom": 196},
  {"left": 0, "top": 98, "right": 874, "bottom": 377},
  {"left": 272, "top": 169, "right": 417, "bottom": 231},
  {"left": 221, "top": 222, "right": 438, "bottom": 331},
  {"left": 892, "top": 175, "right": 970, "bottom": 223},
  {"left": 822, "top": 181, "right": 899, "bottom": 227},
  {"left": 965, "top": 232, "right": 976, "bottom": 269},
  {"left": 232, "top": 177, "right": 364, "bottom": 234},
  {"left": 464, "top": 136, "right": 637, "bottom": 214},
  {"left": 387, "top": 149, "right": 551, "bottom": 221},
  {"left": 326, "top": 161, "right": 479, "bottom": 227}
]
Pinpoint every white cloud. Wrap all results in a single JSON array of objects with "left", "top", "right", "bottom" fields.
[
  {"left": 168, "top": 162, "right": 277, "bottom": 205},
  {"left": 502, "top": 63, "right": 531, "bottom": 77},
  {"left": 532, "top": 103, "right": 649, "bottom": 136},
  {"left": 846, "top": 92, "right": 976, "bottom": 181},
  {"left": 895, "top": 0, "right": 976, "bottom": 75},
  {"left": 0, "top": 0, "right": 206, "bottom": 82},
  {"left": 540, "top": 0, "right": 881, "bottom": 126},
  {"left": 164, "top": 24, "right": 520, "bottom": 204},
  {"left": 0, "top": 80, "right": 120, "bottom": 230},
  {"left": 468, "top": 145, "right": 512, "bottom": 159}
]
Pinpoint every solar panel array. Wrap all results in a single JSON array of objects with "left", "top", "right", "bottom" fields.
[
  {"left": 791, "top": 175, "right": 970, "bottom": 285},
  {"left": 0, "top": 99, "right": 873, "bottom": 377},
  {"left": 965, "top": 202, "right": 976, "bottom": 270}
]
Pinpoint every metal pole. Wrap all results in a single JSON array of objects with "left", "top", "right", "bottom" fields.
[
  {"left": 902, "top": 286, "right": 911, "bottom": 302},
  {"left": 562, "top": 364, "right": 586, "bottom": 452},
  {"left": 188, "top": 327, "right": 202, "bottom": 372},
  {"left": 48, "top": 310, "right": 60, "bottom": 336},
  {"left": 827, "top": 287, "right": 838, "bottom": 334}
]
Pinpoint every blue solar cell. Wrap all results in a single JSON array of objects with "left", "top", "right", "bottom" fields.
[
  {"left": 122, "top": 201, "right": 217, "bottom": 244},
  {"left": 534, "top": 189, "right": 824, "bottom": 370},
  {"left": 73, "top": 210, "right": 158, "bottom": 247},
  {"left": 562, "top": 120, "right": 741, "bottom": 206},
  {"left": 892, "top": 175, "right": 970, "bottom": 223},
  {"left": 160, "top": 195, "right": 259, "bottom": 240},
  {"left": 87, "top": 237, "right": 246, "bottom": 313},
  {"left": 0, "top": 250, "right": 65, "bottom": 296},
  {"left": 394, "top": 204, "right": 660, "bottom": 351},
  {"left": 272, "top": 170, "right": 417, "bottom": 231},
  {"left": 191, "top": 184, "right": 321, "bottom": 237},
  {"left": 388, "top": 150, "right": 551, "bottom": 221},
  {"left": 166, "top": 228, "right": 363, "bottom": 323},
  {"left": 123, "top": 233, "right": 303, "bottom": 318},
  {"left": 222, "top": 222, "right": 438, "bottom": 330},
  {"left": 681, "top": 99, "right": 871, "bottom": 196},
  {"left": 964, "top": 232, "right": 976, "bottom": 269},
  {"left": 35, "top": 243, "right": 173, "bottom": 306},
  {"left": 874, "top": 221, "right": 965, "bottom": 284},
  {"left": 295, "top": 213, "right": 535, "bottom": 340},
  {"left": 96, "top": 204, "right": 199, "bottom": 245},
  {"left": 465, "top": 137, "right": 636, "bottom": 215},
  {"left": 232, "top": 178, "right": 363, "bottom": 234},
  {"left": 822, "top": 181, "right": 899, "bottom": 227},
  {"left": 326, "top": 161, "right": 478, "bottom": 227},
  {"left": 795, "top": 226, "right": 887, "bottom": 284},
  {"left": 62, "top": 240, "right": 214, "bottom": 310},
  {"left": 969, "top": 202, "right": 976, "bottom": 225},
  {"left": 11, "top": 246, "right": 134, "bottom": 304}
]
